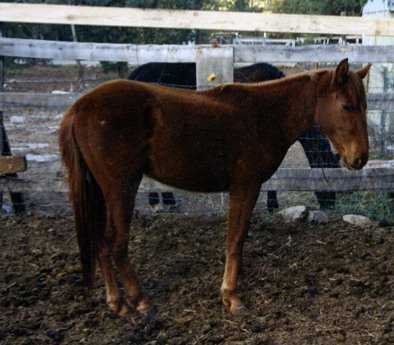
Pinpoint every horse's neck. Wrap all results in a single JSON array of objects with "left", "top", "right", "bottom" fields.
[{"left": 261, "top": 72, "right": 320, "bottom": 145}]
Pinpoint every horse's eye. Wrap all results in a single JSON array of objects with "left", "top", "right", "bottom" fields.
[{"left": 342, "top": 104, "right": 351, "bottom": 111}]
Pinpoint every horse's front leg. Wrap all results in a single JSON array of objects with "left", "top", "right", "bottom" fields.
[{"left": 221, "top": 182, "right": 261, "bottom": 315}]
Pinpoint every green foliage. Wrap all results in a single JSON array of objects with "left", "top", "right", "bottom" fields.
[
  {"left": 3, "top": 0, "right": 371, "bottom": 43},
  {"left": 226, "top": 0, "right": 264, "bottom": 11},
  {"left": 330, "top": 191, "right": 394, "bottom": 221},
  {"left": 73, "top": 0, "right": 208, "bottom": 44},
  {"left": 272, "top": 0, "right": 369, "bottom": 16}
]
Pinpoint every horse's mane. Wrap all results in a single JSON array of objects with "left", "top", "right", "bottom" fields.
[
  {"left": 314, "top": 67, "right": 366, "bottom": 105},
  {"left": 255, "top": 67, "right": 365, "bottom": 106},
  {"left": 198, "top": 66, "right": 365, "bottom": 108},
  {"left": 347, "top": 70, "right": 367, "bottom": 105},
  {"left": 237, "top": 69, "right": 321, "bottom": 89}
]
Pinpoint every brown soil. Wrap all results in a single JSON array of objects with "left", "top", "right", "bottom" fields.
[{"left": 1, "top": 211, "right": 394, "bottom": 345}]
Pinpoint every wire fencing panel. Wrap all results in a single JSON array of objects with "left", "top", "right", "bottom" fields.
[{"left": 1, "top": 59, "right": 394, "bottom": 220}]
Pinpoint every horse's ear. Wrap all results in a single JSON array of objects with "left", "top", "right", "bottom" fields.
[
  {"left": 334, "top": 58, "right": 349, "bottom": 86},
  {"left": 357, "top": 63, "right": 372, "bottom": 79}
]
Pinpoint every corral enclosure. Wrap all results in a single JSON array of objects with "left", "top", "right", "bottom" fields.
[
  {"left": 2, "top": 61, "right": 394, "bottom": 220},
  {"left": 1, "top": 39, "right": 394, "bottom": 219},
  {"left": 2, "top": 5, "right": 394, "bottom": 345}
]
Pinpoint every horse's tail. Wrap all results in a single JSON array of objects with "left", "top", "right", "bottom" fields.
[{"left": 59, "top": 108, "right": 106, "bottom": 297}]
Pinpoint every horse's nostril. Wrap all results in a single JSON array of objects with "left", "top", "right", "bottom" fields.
[{"left": 353, "top": 157, "right": 364, "bottom": 169}]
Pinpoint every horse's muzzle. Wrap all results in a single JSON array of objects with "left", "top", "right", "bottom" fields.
[
  {"left": 352, "top": 156, "right": 367, "bottom": 170},
  {"left": 344, "top": 155, "right": 368, "bottom": 171}
]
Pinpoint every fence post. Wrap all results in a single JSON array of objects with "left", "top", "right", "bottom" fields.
[
  {"left": 195, "top": 45, "right": 233, "bottom": 205},
  {"left": 0, "top": 111, "right": 26, "bottom": 214},
  {"left": 341, "top": 12, "right": 347, "bottom": 46},
  {"left": 0, "top": 23, "right": 26, "bottom": 214},
  {"left": 195, "top": 46, "right": 233, "bottom": 91},
  {"left": 0, "top": 22, "right": 5, "bottom": 91},
  {"left": 381, "top": 66, "right": 389, "bottom": 156},
  {"left": 0, "top": 21, "right": 4, "bottom": 157}
]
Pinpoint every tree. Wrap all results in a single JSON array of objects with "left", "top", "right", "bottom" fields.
[
  {"left": 227, "top": 0, "right": 264, "bottom": 12},
  {"left": 272, "top": 0, "right": 368, "bottom": 16}
]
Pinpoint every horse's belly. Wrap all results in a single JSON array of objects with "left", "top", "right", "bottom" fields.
[
  {"left": 144, "top": 158, "right": 232, "bottom": 193},
  {"left": 140, "top": 176, "right": 176, "bottom": 191},
  {"left": 145, "top": 120, "right": 237, "bottom": 192}
]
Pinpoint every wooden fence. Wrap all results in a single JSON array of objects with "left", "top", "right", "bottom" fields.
[
  {"left": 1, "top": 5, "right": 394, "bottom": 195},
  {"left": 1, "top": 3, "right": 394, "bottom": 37}
]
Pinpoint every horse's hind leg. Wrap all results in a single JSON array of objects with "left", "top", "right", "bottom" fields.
[
  {"left": 98, "top": 239, "right": 130, "bottom": 315},
  {"left": 99, "top": 177, "right": 153, "bottom": 315}
]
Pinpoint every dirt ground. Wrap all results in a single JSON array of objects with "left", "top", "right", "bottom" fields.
[{"left": 1, "top": 210, "right": 394, "bottom": 345}]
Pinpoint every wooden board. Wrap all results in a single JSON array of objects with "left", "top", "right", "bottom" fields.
[
  {"left": 196, "top": 46, "right": 233, "bottom": 90},
  {"left": 367, "top": 93, "right": 394, "bottom": 111},
  {"left": 1, "top": 168, "right": 393, "bottom": 193},
  {"left": 0, "top": 92, "right": 80, "bottom": 109},
  {"left": 141, "top": 168, "right": 394, "bottom": 193},
  {"left": 0, "top": 38, "right": 198, "bottom": 63},
  {"left": 233, "top": 44, "right": 394, "bottom": 64},
  {"left": 2, "top": 38, "right": 394, "bottom": 64},
  {"left": 1, "top": 3, "right": 394, "bottom": 36},
  {"left": 0, "top": 156, "right": 27, "bottom": 175},
  {"left": 0, "top": 177, "right": 66, "bottom": 192}
]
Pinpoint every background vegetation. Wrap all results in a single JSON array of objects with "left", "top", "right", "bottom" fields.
[{"left": 2, "top": 0, "right": 369, "bottom": 44}]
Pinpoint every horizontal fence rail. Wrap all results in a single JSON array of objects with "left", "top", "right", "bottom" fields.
[
  {"left": 1, "top": 3, "right": 394, "bottom": 36},
  {"left": 1, "top": 168, "right": 394, "bottom": 193},
  {"left": 2, "top": 38, "right": 394, "bottom": 64}
]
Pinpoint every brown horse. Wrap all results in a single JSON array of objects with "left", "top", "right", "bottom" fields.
[{"left": 59, "top": 59, "right": 371, "bottom": 316}]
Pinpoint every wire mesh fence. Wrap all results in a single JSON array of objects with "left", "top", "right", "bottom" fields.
[{"left": 1, "top": 60, "right": 394, "bottom": 221}]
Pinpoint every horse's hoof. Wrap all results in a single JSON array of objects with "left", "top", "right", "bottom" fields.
[
  {"left": 118, "top": 303, "right": 132, "bottom": 316},
  {"left": 108, "top": 300, "right": 131, "bottom": 316},
  {"left": 232, "top": 305, "right": 249, "bottom": 316},
  {"left": 141, "top": 305, "right": 158, "bottom": 327}
]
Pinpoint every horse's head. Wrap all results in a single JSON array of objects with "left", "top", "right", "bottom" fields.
[{"left": 316, "top": 58, "right": 371, "bottom": 171}]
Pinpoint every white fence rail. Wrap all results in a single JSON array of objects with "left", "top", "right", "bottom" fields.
[
  {"left": 1, "top": 3, "right": 394, "bottom": 36},
  {"left": 2, "top": 38, "right": 394, "bottom": 64}
]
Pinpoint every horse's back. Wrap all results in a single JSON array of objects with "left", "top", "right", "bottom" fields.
[
  {"left": 235, "top": 63, "right": 285, "bottom": 83},
  {"left": 127, "top": 62, "right": 196, "bottom": 88}
]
